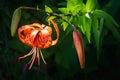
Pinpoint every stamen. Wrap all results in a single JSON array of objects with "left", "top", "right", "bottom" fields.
[
  {"left": 28, "top": 47, "right": 37, "bottom": 70},
  {"left": 18, "top": 47, "right": 35, "bottom": 59},
  {"left": 40, "top": 49, "right": 47, "bottom": 64},
  {"left": 37, "top": 48, "right": 40, "bottom": 72},
  {"left": 23, "top": 63, "right": 28, "bottom": 72},
  {"left": 28, "top": 47, "right": 36, "bottom": 64},
  {"left": 37, "top": 48, "right": 40, "bottom": 66}
]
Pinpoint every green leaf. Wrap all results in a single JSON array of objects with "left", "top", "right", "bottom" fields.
[
  {"left": 67, "top": 0, "right": 83, "bottom": 15},
  {"left": 62, "top": 21, "right": 68, "bottom": 31},
  {"left": 58, "top": 8, "right": 68, "bottom": 14},
  {"left": 92, "top": 18, "right": 104, "bottom": 60},
  {"left": 76, "top": 15, "right": 86, "bottom": 34},
  {"left": 11, "top": 8, "right": 21, "bottom": 37},
  {"left": 67, "top": 0, "right": 83, "bottom": 8},
  {"left": 83, "top": 13, "right": 92, "bottom": 43},
  {"left": 93, "top": 10, "right": 119, "bottom": 27},
  {"left": 86, "top": 0, "right": 97, "bottom": 12},
  {"left": 47, "top": 16, "right": 56, "bottom": 21},
  {"left": 92, "top": 17, "right": 100, "bottom": 52},
  {"left": 45, "top": 5, "right": 53, "bottom": 13},
  {"left": 106, "top": 21, "right": 120, "bottom": 42}
]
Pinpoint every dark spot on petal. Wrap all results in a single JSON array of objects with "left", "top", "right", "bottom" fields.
[
  {"left": 20, "top": 30, "right": 25, "bottom": 36},
  {"left": 33, "top": 26, "right": 39, "bottom": 28}
]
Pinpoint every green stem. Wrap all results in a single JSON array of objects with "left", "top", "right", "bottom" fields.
[{"left": 19, "top": 6, "right": 76, "bottom": 30}]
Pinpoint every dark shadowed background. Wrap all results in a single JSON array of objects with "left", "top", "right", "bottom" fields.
[{"left": 0, "top": 0, "right": 120, "bottom": 80}]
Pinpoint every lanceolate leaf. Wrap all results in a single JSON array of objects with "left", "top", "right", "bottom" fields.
[
  {"left": 86, "top": 0, "right": 97, "bottom": 12},
  {"left": 67, "top": 0, "right": 83, "bottom": 9},
  {"left": 11, "top": 8, "right": 21, "bottom": 36},
  {"left": 92, "top": 17, "right": 99, "bottom": 49},
  {"left": 58, "top": 8, "right": 68, "bottom": 14},
  {"left": 106, "top": 21, "right": 120, "bottom": 42},
  {"left": 93, "top": 10, "right": 119, "bottom": 27},
  {"left": 92, "top": 17, "right": 100, "bottom": 56},
  {"left": 45, "top": 5, "right": 53, "bottom": 13},
  {"left": 62, "top": 21, "right": 68, "bottom": 31},
  {"left": 75, "top": 15, "right": 85, "bottom": 34},
  {"left": 83, "top": 14, "right": 92, "bottom": 43},
  {"left": 93, "top": 9, "right": 120, "bottom": 42}
]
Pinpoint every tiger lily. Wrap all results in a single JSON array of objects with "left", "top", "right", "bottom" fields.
[{"left": 17, "top": 19, "right": 59, "bottom": 70}]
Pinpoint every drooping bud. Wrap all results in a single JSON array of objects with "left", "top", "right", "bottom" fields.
[
  {"left": 73, "top": 30, "right": 85, "bottom": 69},
  {"left": 11, "top": 8, "right": 21, "bottom": 37}
]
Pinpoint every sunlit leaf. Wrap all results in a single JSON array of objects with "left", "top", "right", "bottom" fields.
[
  {"left": 45, "top": 5, "right": 53, "bottom": 13},
  {"left": 76, "top": 15, "right": 86, "bottom": 34},
  {"left": 78, "top": 25, "right": 85, "bottom": 34},
  {"left": 62, "top": 21, "right": 68, "bottom": 31},
  {"left": 72, "top": 15, "right": 78, "bottom": 26},
  {"left": 67, "top": 0, "right": 83, "bottom": 8},
  {"left": 93, "top": 10, "right": 119, "bottom": 27},
  {"left": 71, "top": 5, "right": 82, "bottom": 15},
  {"left": 11, "top": 8, "right": 21, "bottom": 37},
  {"left": 86, "top": 0, "right": 97, "bottom": 12},
  {"left": 58, "top": 8, "right": 68, "bottom": 14},
  {"left": 83, "top": 13, "right": 92, "bottom": 43},
  {"left": 48, "top": 16, "right": 56, "bottom": 21},
  {"left": 62, "top": 16, "right": 74, "bottom": 35},
  {"left": 67, "top": 0, "right": 83, "bottom": 15},
  {"left": 47, "top": 16, "right": 56, "bottom": 25}
]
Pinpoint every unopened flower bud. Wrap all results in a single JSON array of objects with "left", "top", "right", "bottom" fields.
[{"left": 73, "top": 30, "right": 85, "bottom": 69}]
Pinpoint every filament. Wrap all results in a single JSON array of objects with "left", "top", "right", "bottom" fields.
[
  {"left": 37, "top": 48, "right": 40, "bottom": 66},
  {"left": 28, "top": 47, "right": 37, "bottom": 70},
  {"left": 18, "top": 47, "right": 35, "bottom": 59},
  {"left": 40, "top": 49, "right": 47, "bottom": 64}
]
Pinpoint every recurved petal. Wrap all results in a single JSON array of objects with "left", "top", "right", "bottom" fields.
[
  {"left": 18, "top": 25, "right": 34, "bottom": 41},
  {"left": 49, "top": 19, "right": 59, "bottom": 46},
  {"left": 24, "top": 29, "right": 39, "bottom": 47},
  {"left": 18, "top": 25, "right": 39, "bottom": 47},
  {"left": 30, "top": 23, "right": 43, "bottom": 29}
]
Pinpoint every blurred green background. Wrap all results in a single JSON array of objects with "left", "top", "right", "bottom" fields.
[{"left": 0, "top": 0, "right": 120, "bottom": 80}]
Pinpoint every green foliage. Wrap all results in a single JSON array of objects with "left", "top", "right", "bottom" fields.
[
  {"left": 0, "top": 0, "right": 120, "bottom": 80},
  {"left": 62, "top": 21, "right": 68, "bottom": 31},
  {"left": 86, "top": 0, "right": 97, "bottom": 12},
  {"left": 83, "top": 13, "right": 92, "bottom": 43},
  {"left": 92, "top": 17, "right": 101, "bottom": 59},
  {"left": 58, "top": 0, "right": 120, "bottom": 58},
  {"left": 45, "top": 5, "right": 53, "bottom": 13},
  {"left": 67, "top": 0, "right": 84, "bottom": 15},
  {"left": 93, "top": 10, "right": 119, "bottom": 27}
]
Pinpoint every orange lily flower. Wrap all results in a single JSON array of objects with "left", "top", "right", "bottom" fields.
[{"left": 17, "top": 19, "right": 59, "bottom": 71}]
